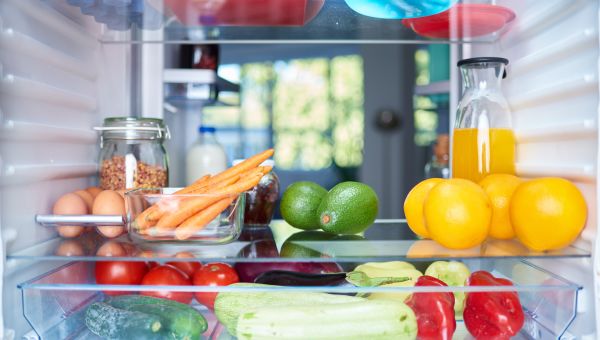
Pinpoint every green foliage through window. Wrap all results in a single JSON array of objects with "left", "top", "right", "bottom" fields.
[{"left": 206, "top": 55, "right": 364, "bottom": 170}]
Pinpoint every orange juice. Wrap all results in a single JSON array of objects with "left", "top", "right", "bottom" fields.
[{"left": 452, "top": 128, "right": 516, "bottom": 183}]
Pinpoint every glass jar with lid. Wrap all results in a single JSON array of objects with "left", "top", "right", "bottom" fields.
[
  {"left": 233, "top": 159, "right": 279, "bottom": 227},
  {"left": 96, "top": 117, "right": 169, "bottom": 190},
  {"left": 452, "top": 57, "right": 515, "bottom": 183}
]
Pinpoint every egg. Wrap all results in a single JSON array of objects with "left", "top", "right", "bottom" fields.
[
  {"left": 73, "top": 190, "right": 94, "bottom": 211},
  {"left": 96, "top": 240, "right": 128, "bottom": 257},
  {"left": 92, "top": 190, "right": 126, "bottom": 238},
  {"left": 54, "top": 239, "right": 86, "bottom": 256},
  {"left": 53, "top": 193, "right": 87, "bottom": 238},
  {"left": 86, "top": 186, "right": 103, "bottom": 198}
]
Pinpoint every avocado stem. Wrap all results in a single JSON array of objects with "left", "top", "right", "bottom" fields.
[{"left": 322, "top": 214, "right": 331, "bottom": 224}]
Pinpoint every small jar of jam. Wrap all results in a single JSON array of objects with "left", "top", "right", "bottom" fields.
[{"left": 234, "top": 159, "right": 279, "bottom": 226}]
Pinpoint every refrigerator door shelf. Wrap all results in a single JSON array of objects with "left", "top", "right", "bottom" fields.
[
  {"left": 19, "top": 260, "right": 580, "bottom": 339},
  {"left": 9, "top": 220, "right": 591, "bottom": 263}
]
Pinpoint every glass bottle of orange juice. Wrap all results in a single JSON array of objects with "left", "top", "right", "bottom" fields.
[{"left": 452, "top": 57, "right": 515, "bottom": 183}]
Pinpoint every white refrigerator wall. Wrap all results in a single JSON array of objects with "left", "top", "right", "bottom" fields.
[
  {"left": 468, "top": 0, "right": 599, "bottom": 337},
  {"left": 0, "top": 0, "right": 130, "bottom": 336}
]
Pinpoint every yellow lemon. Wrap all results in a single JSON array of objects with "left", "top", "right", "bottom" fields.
[
  {"left": 478, "top": 174, "right": 522, "bottom": 239},
  {"left": 424, "top": 178, "right": 491, "bottom": 250},
  {"left": 510, "top": 177, "right": 587, "bottom": 251},
  {"left": 404, "top": 178, "right": 445, "bottom": 238}
]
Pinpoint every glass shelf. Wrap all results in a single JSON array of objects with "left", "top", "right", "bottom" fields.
[
  {"left": 8, "top": 220, "right": 591, "bottom": 263},
  {"left": 51, "top": 0, "right": 517, "bottom": 44},
  {"left": 19, "top": 260, "right": 580, "bottom": 339}
]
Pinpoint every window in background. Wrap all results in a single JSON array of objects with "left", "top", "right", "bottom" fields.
[
  {"left": 203, "top": 55, "right": 364, "bottom": 172},
  {"left": 413, "top": 46, "right": 450, "bottom": 147}
]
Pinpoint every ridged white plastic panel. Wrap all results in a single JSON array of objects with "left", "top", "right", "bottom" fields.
[
  {"left": 0, "top": 0, "right": 130, "bottom": 337},
  {"left": 469, "top": 0, "right": 598, "bottom": 337}
]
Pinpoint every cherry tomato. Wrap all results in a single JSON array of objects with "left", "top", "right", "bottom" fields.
[
  {"left": 167, "top": 252, "right": 202, "bottom": 278},
  {"left": 141, "top": 265, "right": 192, "bottom": 304},
  {"left": 95, "top": 261, "right": 148, "bottom": 296},
  {"left": 193, "top": 263, "right": 239, "bottom": 309}
]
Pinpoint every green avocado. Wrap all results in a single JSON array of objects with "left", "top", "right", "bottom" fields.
[
  {"left": 317, "top": 182, "right": 379, "bottom": 235},
  {"left": 280, "top": 182, "right": 327, "bottom": 230}
]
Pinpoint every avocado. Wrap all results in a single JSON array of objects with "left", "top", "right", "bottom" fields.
[
  {"left": 317, "top": 181, "right": 379, "bottom": 235},
  {"left": 280, "top": 182, "right": 327, "bottom": 230}
]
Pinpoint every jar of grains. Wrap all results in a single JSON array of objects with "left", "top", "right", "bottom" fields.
[{"left": 96, "top": 117, "right": 169, "bottom": 190}]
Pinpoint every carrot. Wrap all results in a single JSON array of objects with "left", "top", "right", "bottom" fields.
[
  {"left": 134, "top": 148, "right": 273, "bottom": 231},
  {"left": 136, "top": 175, "right": 241, "bottom": 230},
  {"left": 186, "top": 175, "right": 240, "bottom": 194},
  {"left": 176, "top": 174, "right": 211, "bottom": 194},
  {"left": 208, "top": 149, "right": 273, "bottom": 184},
  {"left": 175, "top": 196, "right": 237, "bottom": 240},
  {"left": 155, "top": 174, "right": 264, "bottom": 230}
]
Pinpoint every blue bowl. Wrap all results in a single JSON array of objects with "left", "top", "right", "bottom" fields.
[{"left": 344, "top": 0, "right": 458, "bottom": 19}]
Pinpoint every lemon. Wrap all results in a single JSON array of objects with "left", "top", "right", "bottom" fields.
[
  {"left": 479, "top": 174, "right": 522, "bottom": 239},
  {"left": 424, "top": 179, "right": 491, "bottom": 250},
  {"left": 510, "top": 177, "right": 587, "bottom": 251},
  {"left": 404, "top": 178, "right": 444, "bottom": 238}
]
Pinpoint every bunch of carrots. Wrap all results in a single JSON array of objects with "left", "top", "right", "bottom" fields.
[{"left": 132, "top": 149, "right": 274, "bottom": 240}]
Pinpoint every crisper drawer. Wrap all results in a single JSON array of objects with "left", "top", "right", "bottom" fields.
[{"left": 19, "top": 260, "right": 579, "bottom": 340}]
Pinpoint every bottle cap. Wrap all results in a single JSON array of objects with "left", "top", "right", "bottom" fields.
[
  {"left": 199, "top": 126, "right": 216, "bottom": 133},
  {"left": 233, "top": 159, "right": 275, "bottom": 167}
]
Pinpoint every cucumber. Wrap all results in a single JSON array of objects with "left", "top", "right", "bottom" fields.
[
  {"left": 237, "top": 300, "right": 418, "bottom": 340},
  {"left": 128, "top": 303, "right": 203, "bottom": 340},
  {"left": 85, "top": 302, "right": 163, "bottom": 340},
  {"left": 214, "top": 283, "right": 363, "bottom": 335},
  {"left": 106, "top": 295, "right": 207, "bottom": 339}
]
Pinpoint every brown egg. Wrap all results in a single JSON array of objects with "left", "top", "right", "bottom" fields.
[
  {"left": 53, "top": 193, "right": 87, "bottom": 238},
  {"left": 54, "top": 239, "right": 86, "bottom": 256},
  {"left": 92, "top": 190, "right": 126, "bottom": 238},
  {"left": 86, "top": 186, "right": 103, "bottom": 198},
  {"left": 96, "top": 240, "right": 128, "bottom": 257},
  {"left": 73, "top": 190, "right": 94, "bottom": 211}
]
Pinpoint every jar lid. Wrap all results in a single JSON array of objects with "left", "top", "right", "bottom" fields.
[
  {"left": 94, "top": 117, "right": 170, "bottom": 140},
  {"left": 233, "top": 159, "right": 274, "bottom": 167},
  {"left": 457, "top": 57, "right": 509, "bottom": 67}
]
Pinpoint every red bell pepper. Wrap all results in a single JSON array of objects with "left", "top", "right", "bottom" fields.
[
  {"left": 405, "top": 275, "right": 456, "bottom": 340},
  {"left": 463, "top": 271, "right": 525, "bottom": 340}
]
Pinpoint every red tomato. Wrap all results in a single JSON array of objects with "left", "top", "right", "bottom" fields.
[
  {"left": 95, "top": 261, "right": 148, "bottom": 296},
  {"left": 141, "top": 265, "right": 193, "bottom": 304},
  {"left": 193, "top": 263, "right": 239, "bottom": 309},
  {"left": 167, "top": 252, "right": 202, "bottom": 278}
]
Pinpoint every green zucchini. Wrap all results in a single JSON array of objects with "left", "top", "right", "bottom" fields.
[
  {"left": 85, "top": 302, "right": 163, "bottom": 340},
  {"left": 214, "top": 283, "right": 363, "bottom": 335},
  {"left": 107, "top": 295, "right": 207, "bottom": 339},
  {"left": 237, "top": 300, "right": 418, "bottom": 340}
]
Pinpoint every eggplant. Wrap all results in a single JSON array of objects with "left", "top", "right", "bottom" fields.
[{"left": 254, "top": 270, "right": 351, "bottom": 287}]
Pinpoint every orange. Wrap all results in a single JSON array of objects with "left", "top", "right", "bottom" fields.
[
  {"left": 510, "top": 177, "right": 587, "bottom": 251},
  {"left": 404, "top": 178, "right": 445, "bottom": 238},
  {"left": 478, "top": 174, "right": 522, "bottom": 239},
  {"left": 424, "top": 179, "right": 491, "bottom": 250}
]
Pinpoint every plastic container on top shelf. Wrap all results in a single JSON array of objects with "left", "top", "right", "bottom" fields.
[
  {"left": 452, "top": 57, "right": 515, "bottom": 183},
  {"left": 186, "top": 126, "right": 228, "bottom": 186}
]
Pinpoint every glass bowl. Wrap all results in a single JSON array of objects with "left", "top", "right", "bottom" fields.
[{"left": 125, "top": 188, "right": 244, "bottom": 245}]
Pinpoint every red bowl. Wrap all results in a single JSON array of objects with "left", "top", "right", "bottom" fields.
[
  {"left": 165, "top": 0, "right": 325, "bottom": 27},
  {"left": 402, "top": 4, "right": 516, "bottom": 39}
]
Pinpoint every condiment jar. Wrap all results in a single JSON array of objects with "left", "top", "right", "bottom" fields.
[
  {"left": 234, "top": 159, "right": 279, "bottom": 226},
  {"left": 453, "top": 57, "right": 515, "bottom": 183},
  {"left": 95, "top": 117, "right": 169, "bottom": 190}
]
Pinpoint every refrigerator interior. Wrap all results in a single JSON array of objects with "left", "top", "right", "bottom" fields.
[{"left": 0, "top": 0, "right": 598, "bottom": 339}]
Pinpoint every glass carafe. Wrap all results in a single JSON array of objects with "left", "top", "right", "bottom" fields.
[{"left": 452, "top": 57, "right": 515, "bottom": 183}]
